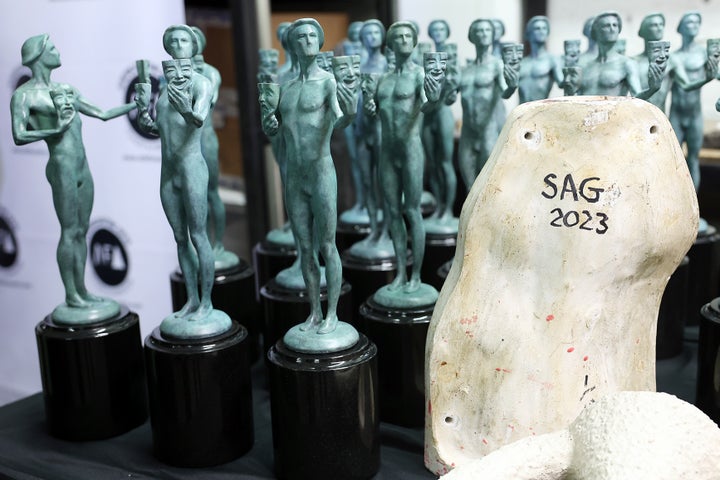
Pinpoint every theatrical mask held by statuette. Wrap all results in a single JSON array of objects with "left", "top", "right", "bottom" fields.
[
  {"left": 708, "top": 38, "right": 720, "bottom": 61},
  {"left": 162, "top": 58, "right": 193, "bottom": 90},
  {"left": 443, "top": 43, "right": 460, "bottom": 86},
  {"left": 562, "top": 66, "right": 582, "bottom": 96},
  {"left": 424, "top": 52, "right": 447, "bottom": 103},
  {"left": 259, "top": 48, "right": 279, "bottom": 70},
  {"left": 648, "top": 40, "right": 671, "bottom": 71},
  {"left": 257, "top": 82, "right": 280, "bottom": 118},
  {"left": 316, "top": 51, "right": 334, "bottom": 72},
  {"left": 385, "top": 46, "right": 396, "bottom": 71},
  {"left": 423, "top": 51, "right": 448, "bottom": 79},
  {"left": 563, "top": 40, "right": 581, "bottom": 67},
  {"left": 50, "top": 84, "right": 76, "bottom": 121},
  {"left": 257, "top": 49, "right": 279, "bottom": 83},
  {"left": 331, "top": 55, "right": 361, "bottom": 91},
  {"left": 360, "top": 73, "right": 380, "bottom": 106},
  {"left": 501, "top": 42, "right": 524, "bottom": 69}
]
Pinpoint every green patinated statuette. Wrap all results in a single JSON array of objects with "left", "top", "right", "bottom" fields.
[
  {"left": 10, "top": 34, "right": 133, "bottom": 324},
  {"left": 365, "top": 21, "right": 442, "bottom": 308},
  {"left": 578, "top": 12, "right": 664, "bottom": 99},
  {"left": 422, "top": 35, "right": 459, "bottom": 234},
  {"left": 191, "top": 26, "right": 240, "bottom": 271},
  {"left": 265, "top": 223, "right": 296, "bottom": 248},
  {"left": 258, "top": 78, "right": 305, "bottom": 288},
  {"left": 52, "top": 298, "right": 120, "bottom": 325},
  {"left": 347, "top": 235, "right": 395, "bottom": 260},
  {"left": 257, "top": 48, "right": 279, "bottom": 83},
  {"left": 262, "top": 18, "right": 359, "bottom": 352},
  {"left": 275, "top": 265, "right": 327, "bottom": 290},
  {"left": 667, "top": 12, "right": 718, "bottom": 234},
  {"left": 135, "top": 25, "right": 231, "bottom": 339},
  {"left": 159, "top": 308, "right": 231, "bottom": 339},
  {"left": 284, "top": 321, "right": 359, "bottom": 354},
  {"left": 456, "top": 19, "right": 516, "bottom": 191},
  {"left": 340, "top": 20, "right": 387, "bottom": 251},
  {"left": 516, "top": 16, "right": 561, "bottom": 104},
  {"left": 374, "top": 283, "right": 439, "bottom": 309}
]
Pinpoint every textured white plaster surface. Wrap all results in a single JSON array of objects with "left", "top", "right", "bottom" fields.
[
  {"left": 425, "top": 97, "right": 699, "bottom": 475},
  {"left": 440, "top": 391, "right": 720, "bottom": 480}
]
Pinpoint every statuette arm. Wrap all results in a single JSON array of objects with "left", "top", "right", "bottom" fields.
[
  {"left": 10, "top": 90, "right": 74, "bottom": 145},
  {"left": 628, "top": 63, "right": 665, "bottom": 100},
  {"left": 672, "top": 55, "right": 717, "bottom": 92},
  {"left": 133, "top": 82, "right": 158, "bottom": 136},
  {"left": 77, "top": 95, "right": 136, "bottom": 121}
]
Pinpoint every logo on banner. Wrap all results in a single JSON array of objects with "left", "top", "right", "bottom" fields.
[
  {"left": 0, "top": 213, "right": 19, "bottom": 269},
  {"left": 89, "top": 221, "right": 129, "bottom": 286}
]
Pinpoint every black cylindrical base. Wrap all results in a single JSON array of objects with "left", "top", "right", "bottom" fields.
[
  {"left": 35, "top": 307, "right": 147, "bottom": 441},
  {"left": 687, "top": 226, "right": 720, "bottom": 326},
  {"left": 260, "top": 279, "right": 353, "bottom": 355},
  {"left": 341, "top": 250, "right": 398, "bottom": 330},
  {"left": 336, "top": 220, "right": 370, "bottom": 254},
  {"left": 144, "top": 322, "right": 254, "bottom": 467},
  {"left": 268, "top": 335, "right": 380, "bottom": 480},
  {"left": 170, "top": 260, "right": 261, "bottom": 362},
  {"left": 252, "top": 240, "right": 297, "bottom": 303},
  {"left": 697, "top": 298, "right": 720, "bottom": 424},
  {"left": 657, "top": 256, "right": 690, "bottom": 359},
  {"left": 360, "top": 297, "right": 433, "bottom": 427},
  {"left": 422, "top": 232, "right": 456, "bottom": 291}
]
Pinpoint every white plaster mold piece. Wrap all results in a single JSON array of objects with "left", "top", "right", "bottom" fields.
[
  {"left": 425, "top": 96, "right": 699, "bottom": 476},
  {"left": 439, "top": 391, "right": 720, "bottom": 480}
]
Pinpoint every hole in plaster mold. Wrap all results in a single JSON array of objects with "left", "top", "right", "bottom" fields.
[{"left": 444, "top": 415, "right": 458, "bottom": 427}]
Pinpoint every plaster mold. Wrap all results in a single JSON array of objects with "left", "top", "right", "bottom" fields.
[
  {"left": 439, "top": 391, "right": 720, "bottom": 479},
  {"left": 425, "top": 97, "right": 699, "bottom": 475}
]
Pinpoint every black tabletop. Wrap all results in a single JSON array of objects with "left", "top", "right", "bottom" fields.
[
  {"left": 0, "top": 362, "right": 437, "bottom": 480},
  {"left": 0, "top": 335, "right": 697, "bottom": 479}
]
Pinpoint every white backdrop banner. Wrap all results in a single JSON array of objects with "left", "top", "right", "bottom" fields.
[{"left": 0, "top": 0, "right": 185, "bottom": 399}]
